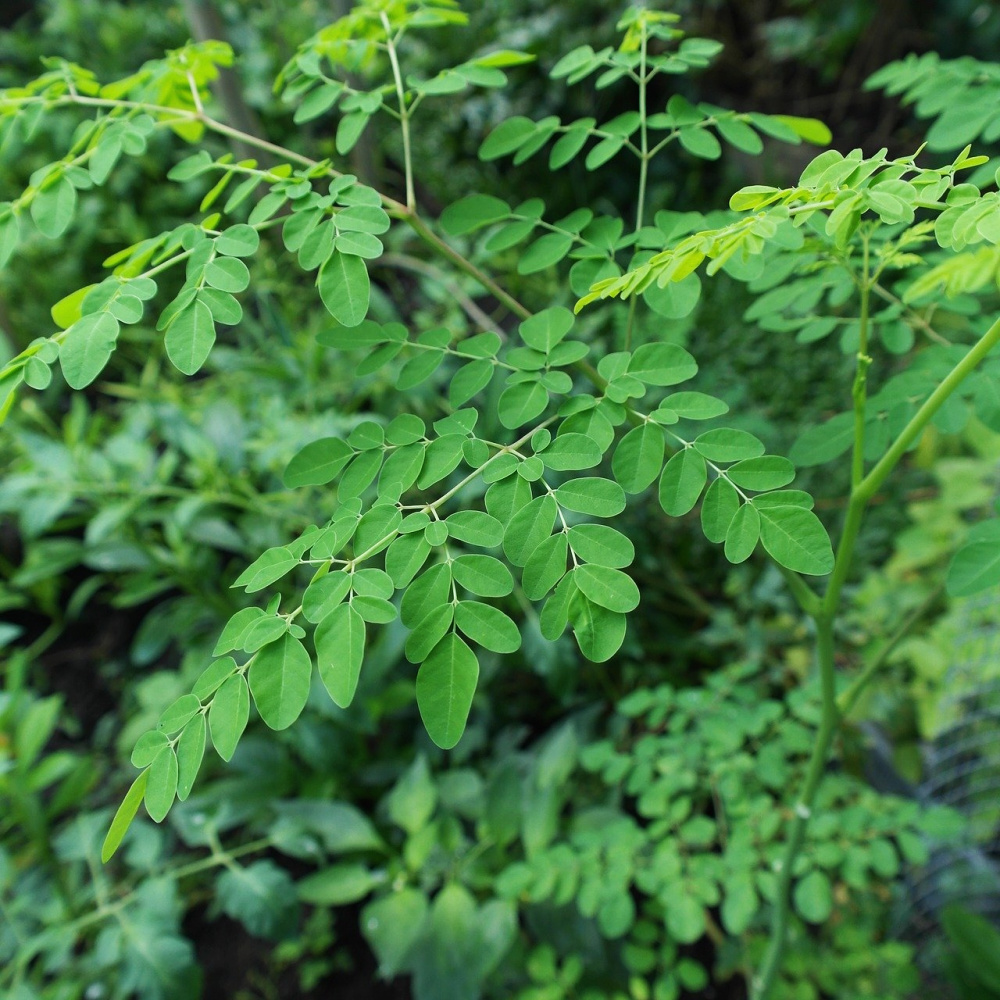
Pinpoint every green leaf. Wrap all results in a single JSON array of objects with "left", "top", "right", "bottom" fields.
[
  {"left": 248, "top": 634, "right": 312, "bottom": 730},
  {"left": 537, "top": 433, "right": 599, "bottom": 472},
  {"left": 386, "top": 533, "right": 432, "bottom": 588},
  {"left": 386, "top": 413, "right": 426, "bottom": 445},
  {"left": 727, "top": 456, "right": 795, "bottom": 492},
  {"left": 485, "top": 473, "right": 532, "bottom": 522},
  {"left": 336, "top": 232, "right": 385, "bottom": 262},
  {"left": 298, "top": 862, "right": 379, "bottom": 905},
  {"left": 701, "top": 477, "right": 740, "bottom": 543},
  {"left": 59, "top": 312, "right": 120, "bottom": 389},
  {"left": 338, "top": 450, "right": 384, "bottom": 497},
  {"left": 554, "top": 477, "right": 626, "bottom": 517},
  {"left": 354, "top": 505, "right": 401, "bottom": 556},
  {"left": 293, "top": 83, "right": 342, "bottom": 123},
  {"left": 666, "top": 893, "right": 705, "bottom": 944},
  {"left": 659, "top": 449, "right": 708, "bottom": 516},
  {"left": 586, "top": 135, "right": 625, "bottom": 169},
  {"left": 661, "top": 391, "right": 728, "bottom": 421},
  {"left": 440, "top": 193, "right": 511, "bottom": 234},
  {"left": 573, "top": 564, "right": 639, "bottom": 613},
  {"left": 485, "top": 218, "right": 536, "bottom": 252},
  {"left": 362, "top": 888, "right": 429, "bottom": 978},
  {"left": 315, "top": 603, "right": 366, "bottom": 708},
  {"left": 941, "top": 905, "right": 1000, "bottom": 990},
  {"left": 400, "top": 563, "right": 452, "bottom": 628},
  {"left": 570, "top": 596, "right": 626, "bottom": 662},
  {"left": 214, "top": 610, "right": 264, "bottom": 657},
  {"left": 452, "top": 554, "right": 514, "bottom": 597},
  {"left": 23, "top": 356, "right": 51, "bottom": 390},
  {"left": 789, "top": 412, "right": 854, "bottom": 467},
  {"left": 613, "top": 423, "right": 665, "bottom": 493},
  {"left": 216, "top": 860, "right": 298, "bottom": 940},
  {"left": 751, "top": 489, "right": 814, "bottom": 510},
  {"left": 518, "top": 306, "right": 574, "bottom": 352},
  {"left": 101, "top": 769, "right": 149, "bottom": 862},
  {"left": 168, "top": 150, "right": 214, "bottom": 181},
  {"left": 757, "top": 505, "right": 834, "bottom": 575},
  {"left": 176, "top": 714, "right": 206, "bottom": 801},
  {"left": 397, "top": 350, "right": 445, "bottom": 390},
  {"left": 347, "top": 420, "right": 384, "bottom": 451},
  {"left": 352, "top": 595, "right": 396, "bottom": 624},
  {"left": 418, "top": 434, "right": 466, "bottom": 489},
  {"left": 455, "top": 601, "right": 521, "bottom": 653},
  {"left": 204, "top": 256, "right": 250, "bottom": 292},
  {"left": 0, "top": 209, "right": 17, "bottom": 269},
  {"left": 200, "top": 288, "right": 241, "bottom": 325},
  {"left": 131, "top": 730, "right": 169, "bottom": 768},
  {"left": 720, "top": 874, "right": 759, "bottom": 935},
  {"left": 694, "top": 428, "right": 765, "bottom": 463},
  {"left": 549, "top": 126, "right": 591, "bottom": 169},
  {"left": 627, "top": 343, "right": 698, "bottom": 386},
  {"left": 144, "top": 746, "right": 178, "bottom": 823},
  {"left": 503, "top": 495, "right": 557, "bottom": 566},
  {"left": 793, "top": 869, "right": 833, "bottom": 924},
  {"left": 479, "top": 116, "right": 537, "bottom": 160},
  {"left": 517, "top": 233, "right": 574, "bottom": 274},
  {"left": 337, "top": 111, "right": 371, "bottom": 154},
  {"left": 284, "top": 438, "right": 354, "bottom": 488},
  {"left": 157, "top": 694, "right": 201, "bottom": 734},
  {"left": 319, "top": 250, "right": 370, "bottom": 327},
  {"left": 498, "top": 381, "right": 549, "bottom": 428},
  {"left": 416, "top": 634, "right": 479, "bottom": 749},
  {"left": 679, "top": 126, "right": 721, "bottom": 159},
  {"left": 446, "top": 510, "right": 503, "bottom": 548},
  {"left": 724, "top": 503, "right": 760, "bottom": 564},
  {"left": 405, "top": 604, "right": 455, "bottom": 663},
  {"left": 353, "top": 568, "right": 394, "bottom": 599},
  {"left": 302, "top": 570, "right": 351, "bottom": 625},
  {"left": 51, "top": 283, "right": 95, "bottom": 329},
  {"left": 31, "top": 175, "right": 76, "bottom": 238},
  {"left": 233, "top": 546, "right": 298, "bottom": 593},
  {"left": 381, "top": 442, "right": 426, "bottom": 493},
  {"left": 209, "top": 673, "right": 250, "bottom": 761},
  {"left": 947, "top": 530, "right": 1000, "bottom": 597},
  {"left": 522, "top": 533, "right": 568, "bottom": 600},
  {"left": 567, "top": 524, "right": 634, "bottom": 568},
  {"left": 337, "top": 204, "right": 391, "bottom": 234},
  {"left": 165, "top": 299, "right": 215, "bottom": 375},
  {"left": 715, "top": 116, "right": 763, "bottom": 155},
  {"left": 773, "top": 115, "right": 832, "bottom": 145},
  {"left": 450, "top": 359, "right": 495, "bottom": 406}
]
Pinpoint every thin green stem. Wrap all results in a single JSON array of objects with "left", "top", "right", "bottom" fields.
[
  {"left": 380, "top": 14, "right": 415, "bottom": 211},
  {"left": 752, "top": 617, "right": 840, "bottom": 1000},
  {"left": 871, "top": 281, "right": 950, "bottom": 346},
  {"left": 635, "top": 21, "right": 649, "bottom": 232},
  {"left": 838, "top": 582, "right": 945, "bottom": 718},
  {"left": 624, "top": 297, "right": 637, "bottom": 352},
  {"left": 851, "top": 234, "right": 872, "bottom": 489},
  {"left": 777, "top": 565, "right": 821, "bottom": 617},
  {"left": 859, "top": 314, "right": 1000, "bottom": 502},
  {"left": 402, "top": 210, "right": 530, "bottom": 320}
]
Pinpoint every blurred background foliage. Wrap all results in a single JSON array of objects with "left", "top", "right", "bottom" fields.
[{"left": 2, "top": 1, "right": 1000, "bottom": 998}]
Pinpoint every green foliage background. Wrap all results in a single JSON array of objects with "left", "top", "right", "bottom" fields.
[{"left": 2, "top": 2, "right": 1000, "bottom": 999}]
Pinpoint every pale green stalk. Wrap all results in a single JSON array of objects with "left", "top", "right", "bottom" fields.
[{"left": 753, "top": 312, "right": 1000, "bottom": 1000}]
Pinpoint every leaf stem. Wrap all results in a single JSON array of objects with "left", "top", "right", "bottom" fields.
[
  {"left": 635, "top": 21, "right": 649, "bottom": 233},
  {"left": 851, "top": 233, "right": 871, "bottom": 489},
  {"left": 401, "top": 209, "right": 530, "bottom": 320},
  {"left": 837, "top": 581, "right": 944, "bottom": 718},
  {"left": 380, "top": 14, "right": 416, "bottom": 211}
]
